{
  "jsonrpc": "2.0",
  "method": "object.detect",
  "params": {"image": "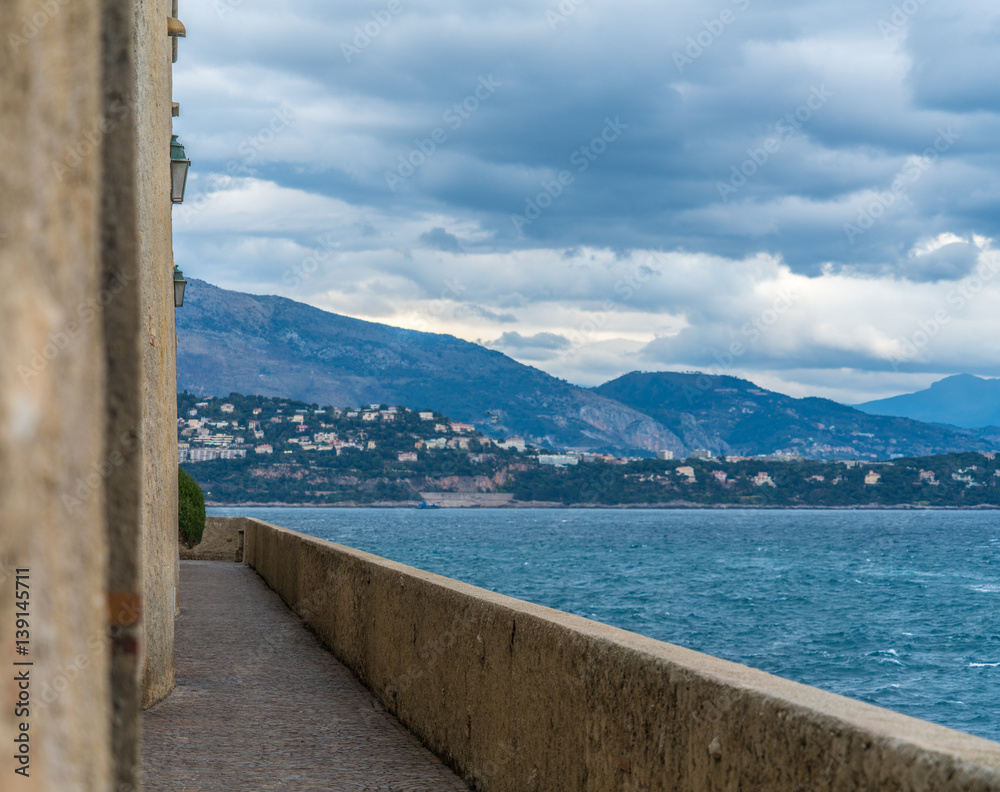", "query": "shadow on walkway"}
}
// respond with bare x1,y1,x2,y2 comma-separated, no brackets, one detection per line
142,561,469,791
